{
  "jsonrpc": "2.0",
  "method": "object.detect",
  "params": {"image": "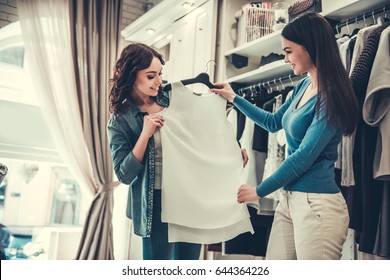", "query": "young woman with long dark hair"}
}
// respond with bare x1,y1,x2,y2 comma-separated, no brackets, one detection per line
211,12,358,259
